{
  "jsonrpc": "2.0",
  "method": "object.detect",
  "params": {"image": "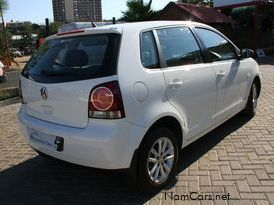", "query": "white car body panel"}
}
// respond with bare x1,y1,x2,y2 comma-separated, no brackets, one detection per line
162,64,217,139
21,75,117,128
19,105,146,169
117,28,179,127
212,59,247,122
19,21,261,169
